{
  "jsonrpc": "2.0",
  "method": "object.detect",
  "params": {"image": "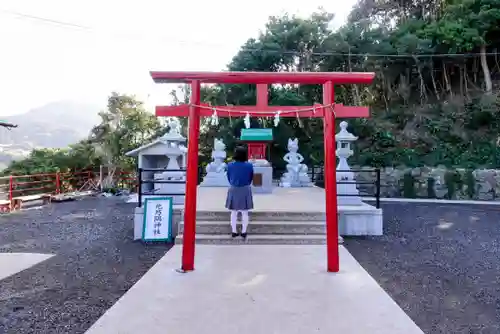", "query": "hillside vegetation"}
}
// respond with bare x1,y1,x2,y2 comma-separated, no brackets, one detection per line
6,0,500,176
196,0,500,170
